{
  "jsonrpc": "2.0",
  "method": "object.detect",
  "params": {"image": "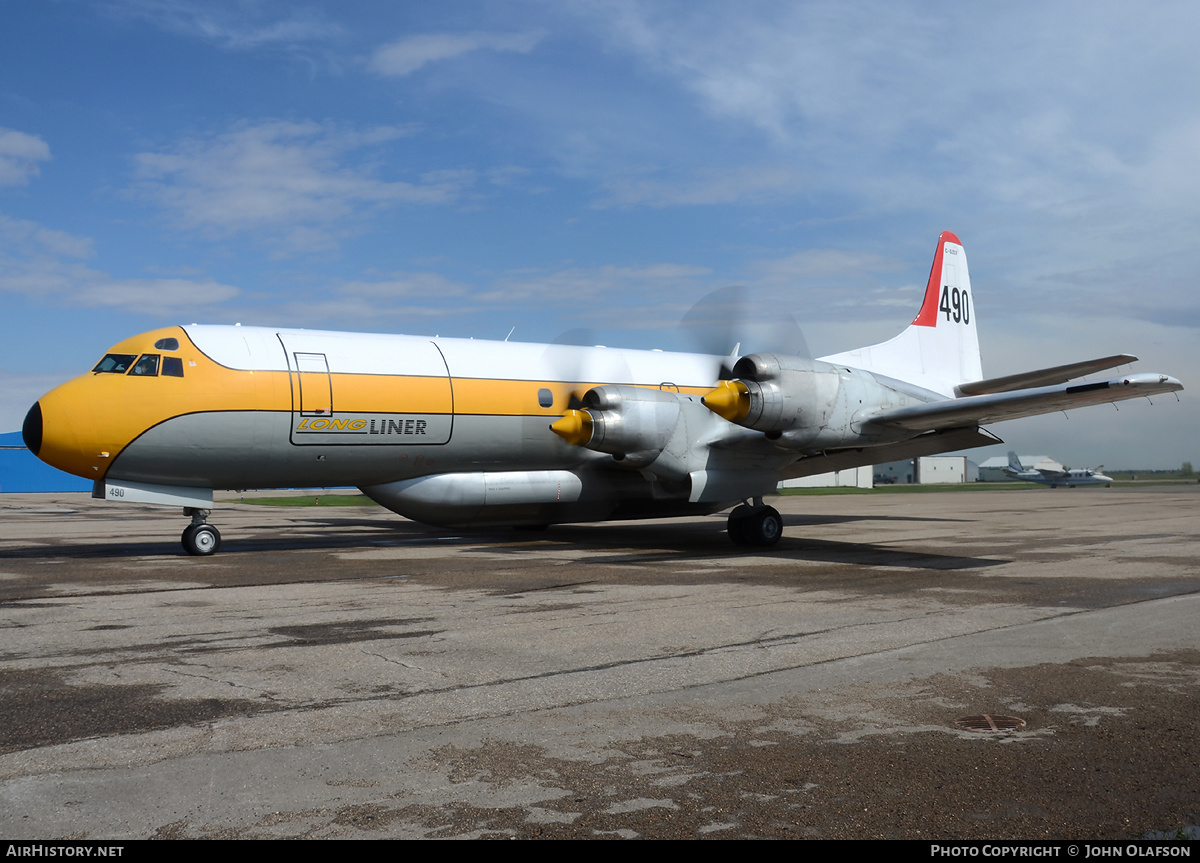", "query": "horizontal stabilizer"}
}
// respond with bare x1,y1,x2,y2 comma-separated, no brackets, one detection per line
875,373,1182,431
955,355,1137,396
